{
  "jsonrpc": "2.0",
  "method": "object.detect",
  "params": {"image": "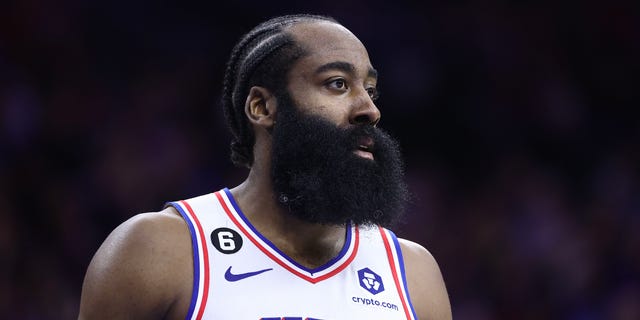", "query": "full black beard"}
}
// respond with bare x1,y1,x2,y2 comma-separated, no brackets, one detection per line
270,93,409,227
